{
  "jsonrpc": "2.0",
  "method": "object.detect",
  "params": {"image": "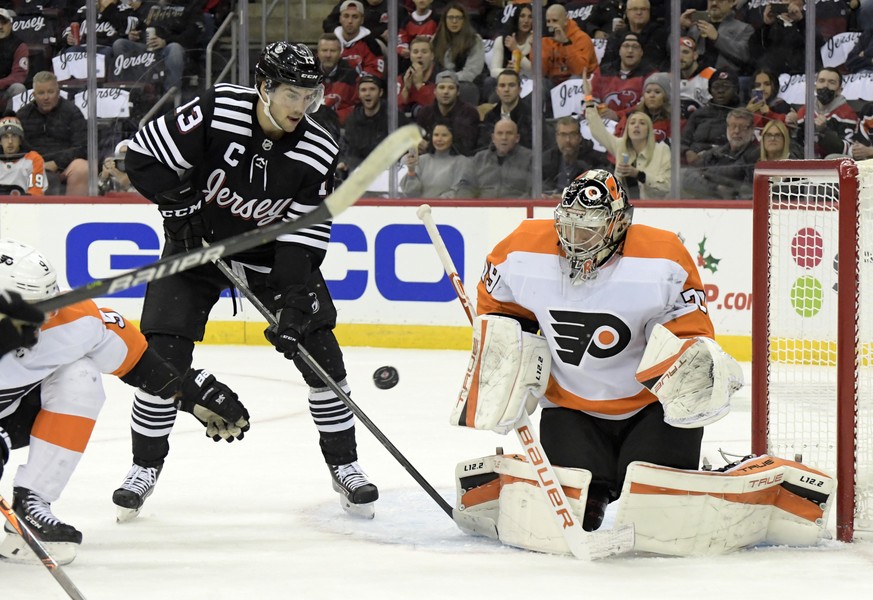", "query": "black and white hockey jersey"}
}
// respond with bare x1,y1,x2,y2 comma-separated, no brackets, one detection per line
127,83,340,267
